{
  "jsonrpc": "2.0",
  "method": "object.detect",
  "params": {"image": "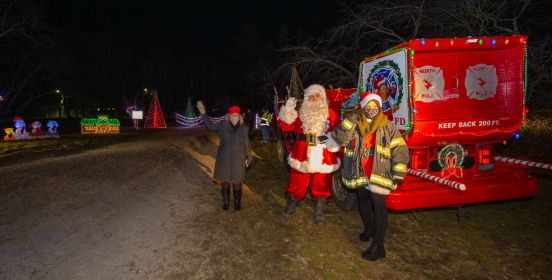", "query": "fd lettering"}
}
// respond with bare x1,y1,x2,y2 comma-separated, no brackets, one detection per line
394,118,406,125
